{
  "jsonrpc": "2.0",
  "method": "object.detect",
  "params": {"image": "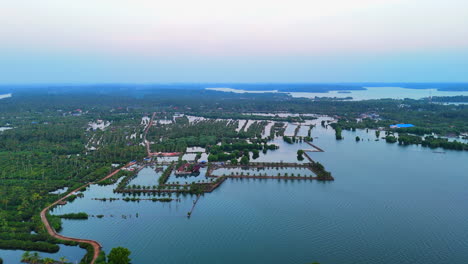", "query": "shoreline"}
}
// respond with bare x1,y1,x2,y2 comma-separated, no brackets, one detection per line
40,162,135,264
